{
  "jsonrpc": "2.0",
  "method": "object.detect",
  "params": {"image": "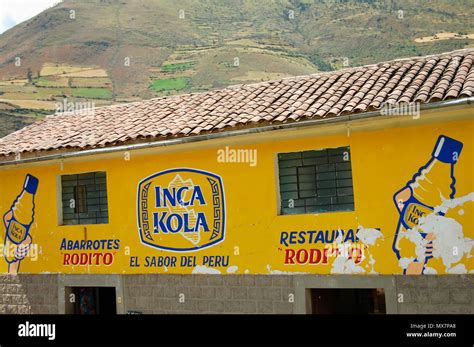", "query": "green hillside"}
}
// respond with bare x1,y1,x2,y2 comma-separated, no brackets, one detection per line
0,0,473,137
